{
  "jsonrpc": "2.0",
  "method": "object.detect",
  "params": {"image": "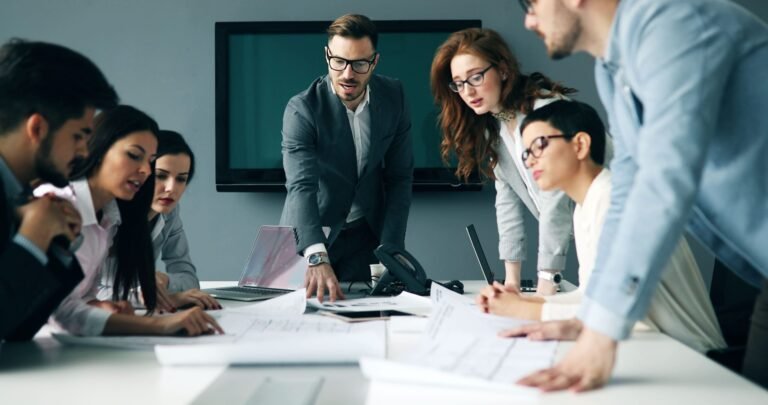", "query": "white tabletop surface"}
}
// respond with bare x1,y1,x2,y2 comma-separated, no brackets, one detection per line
0,280,765,404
